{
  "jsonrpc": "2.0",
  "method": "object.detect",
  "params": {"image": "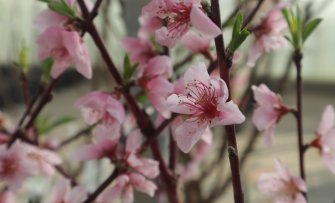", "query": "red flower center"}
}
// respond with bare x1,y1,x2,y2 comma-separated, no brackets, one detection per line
0,157,16,177
166,3,192,38
183,80,219,123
